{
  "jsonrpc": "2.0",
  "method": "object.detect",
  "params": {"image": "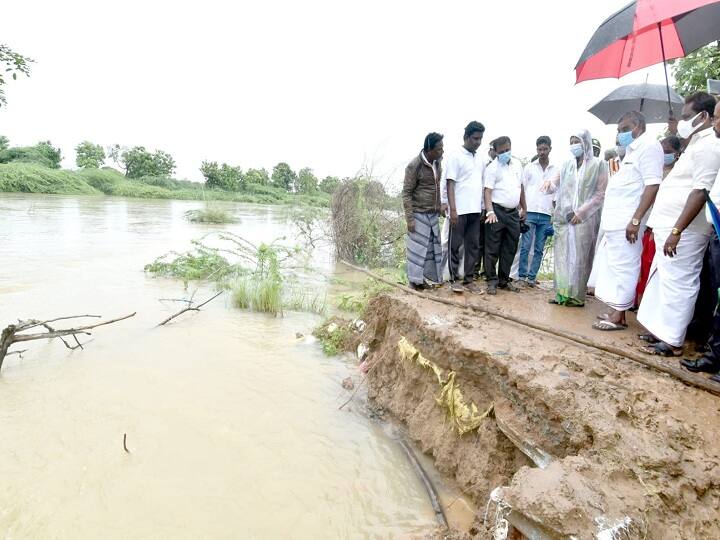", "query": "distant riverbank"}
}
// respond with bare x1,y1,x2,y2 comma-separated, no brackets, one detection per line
0,163,330,207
